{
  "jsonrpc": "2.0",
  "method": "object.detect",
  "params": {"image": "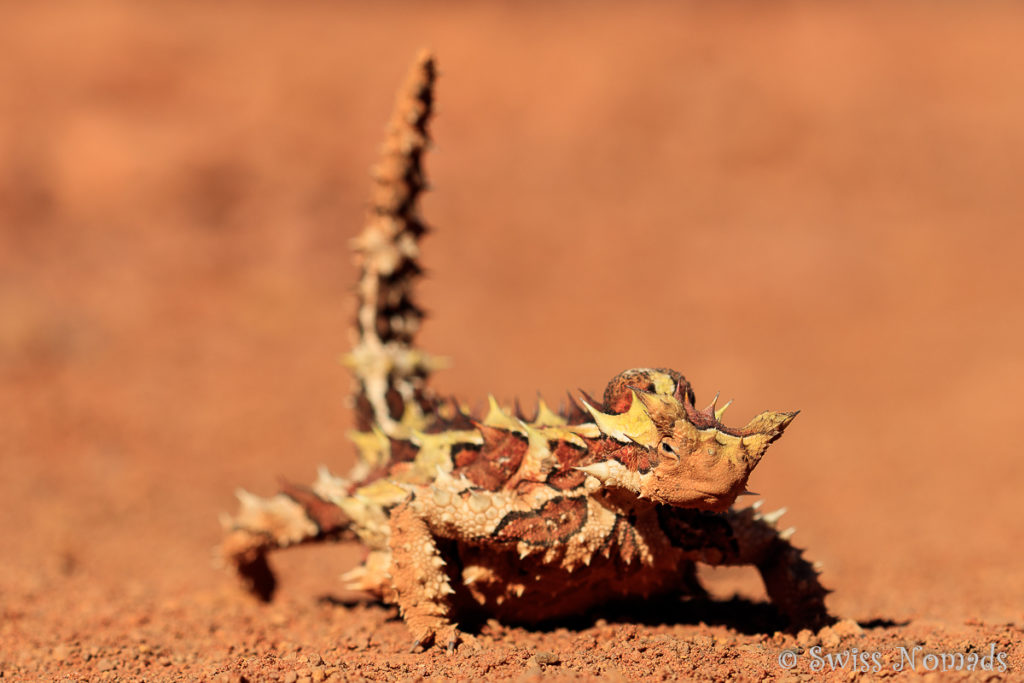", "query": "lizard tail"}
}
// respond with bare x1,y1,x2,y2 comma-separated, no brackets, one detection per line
346,51,444,436
218,53,442,602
